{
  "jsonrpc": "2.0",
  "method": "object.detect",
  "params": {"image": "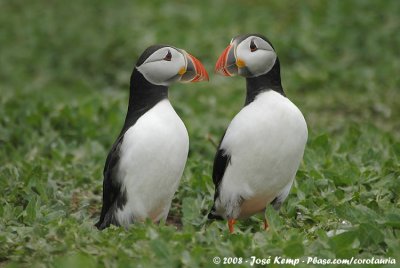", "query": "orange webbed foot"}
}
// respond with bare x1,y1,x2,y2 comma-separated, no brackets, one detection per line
263,218,269,231
228,219,236,233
